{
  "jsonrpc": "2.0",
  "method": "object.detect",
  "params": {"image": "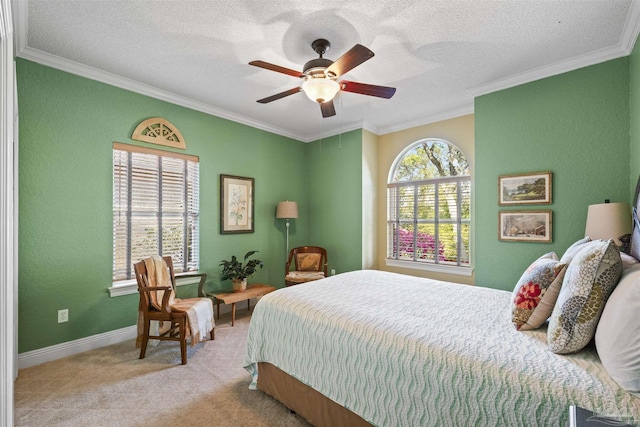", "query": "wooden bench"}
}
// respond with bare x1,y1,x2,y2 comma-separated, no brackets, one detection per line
208,284,275,326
